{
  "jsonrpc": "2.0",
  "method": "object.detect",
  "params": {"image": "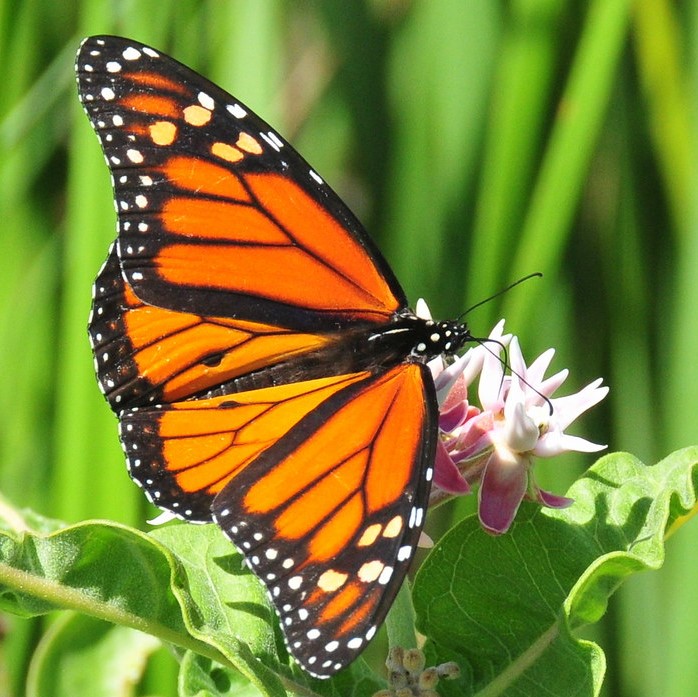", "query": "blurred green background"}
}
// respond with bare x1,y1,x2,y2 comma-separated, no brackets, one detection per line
1,0,696,694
